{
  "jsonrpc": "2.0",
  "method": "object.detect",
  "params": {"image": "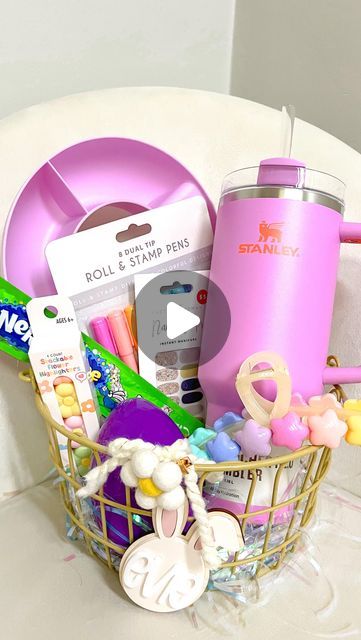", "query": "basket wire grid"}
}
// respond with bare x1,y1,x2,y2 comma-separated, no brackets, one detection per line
21,369,332,578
